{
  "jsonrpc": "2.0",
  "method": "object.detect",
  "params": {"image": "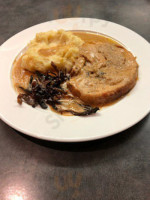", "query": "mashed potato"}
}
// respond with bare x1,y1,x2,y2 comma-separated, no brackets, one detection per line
21,30,84,72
